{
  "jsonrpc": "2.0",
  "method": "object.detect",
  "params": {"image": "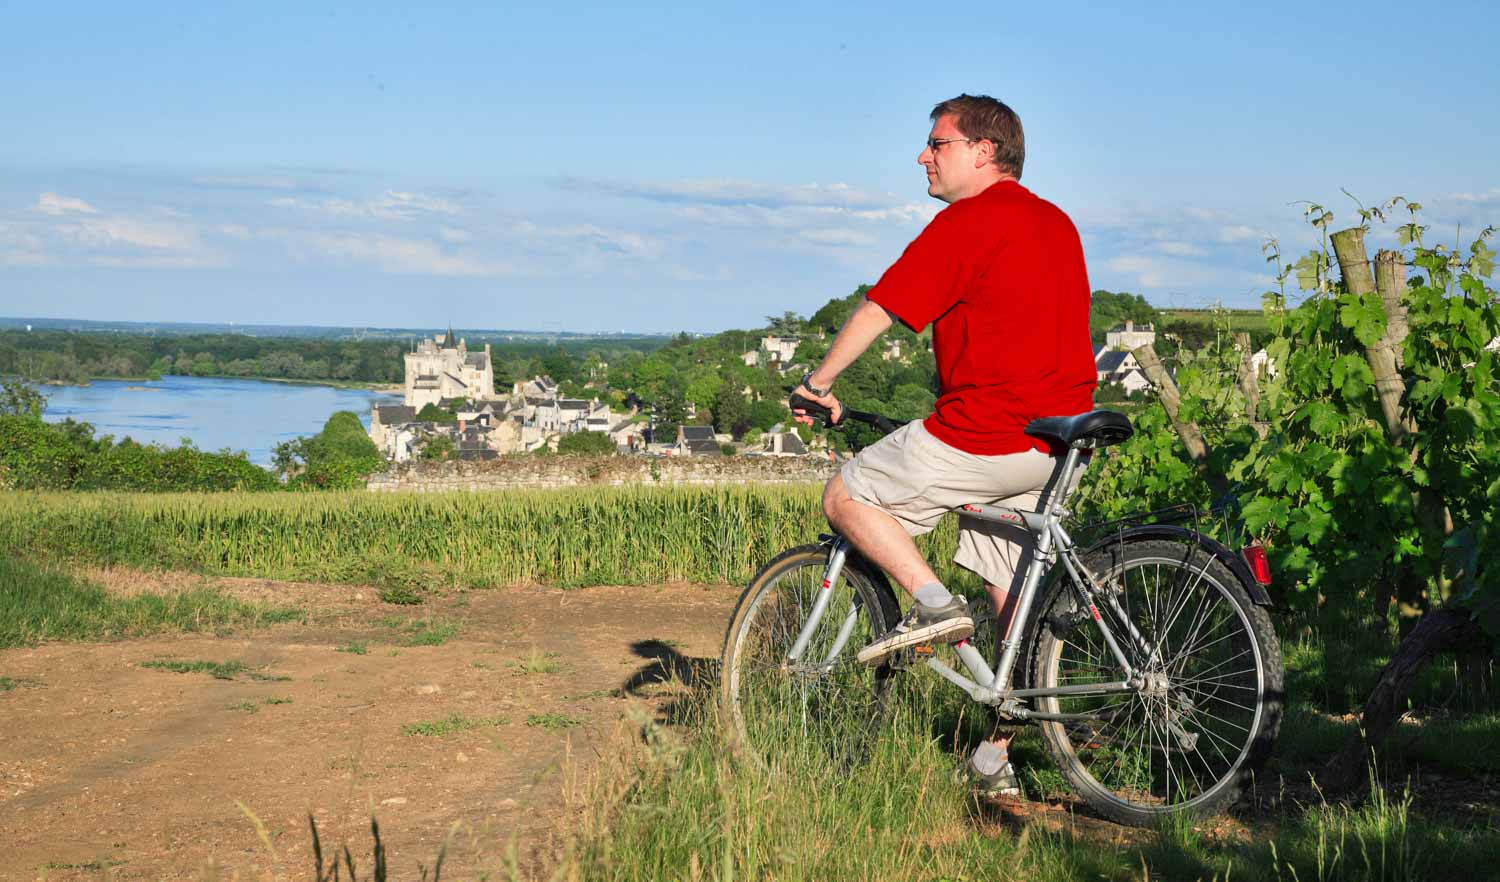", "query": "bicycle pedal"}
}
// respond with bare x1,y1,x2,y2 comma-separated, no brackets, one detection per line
912,643,935,656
